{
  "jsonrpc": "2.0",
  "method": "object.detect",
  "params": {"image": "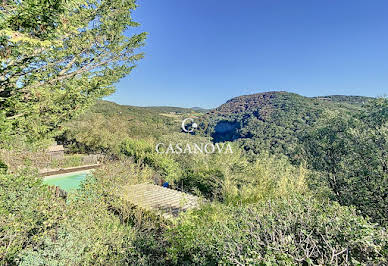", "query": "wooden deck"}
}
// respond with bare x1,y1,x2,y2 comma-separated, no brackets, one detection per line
121,183,199,217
